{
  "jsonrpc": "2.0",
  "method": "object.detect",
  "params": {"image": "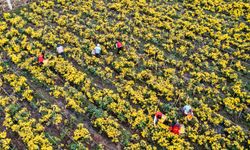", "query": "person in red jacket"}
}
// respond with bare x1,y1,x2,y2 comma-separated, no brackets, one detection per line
154,111,164,125
38,52,45,65
170,120,181,135
116,41,123,54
